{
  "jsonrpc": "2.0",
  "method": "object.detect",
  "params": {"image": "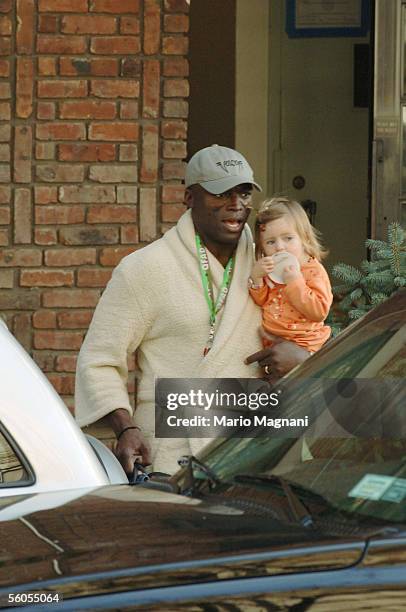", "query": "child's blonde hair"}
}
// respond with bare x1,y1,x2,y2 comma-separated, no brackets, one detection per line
254,197,328,261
